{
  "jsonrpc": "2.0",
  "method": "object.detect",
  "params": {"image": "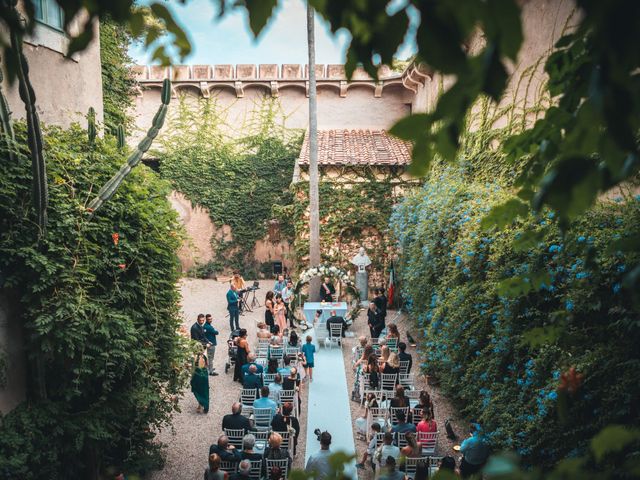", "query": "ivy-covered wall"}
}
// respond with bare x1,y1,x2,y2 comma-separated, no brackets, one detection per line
99,19,135,135
154,94,303,276
0,124,189,478
281,167,417,289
